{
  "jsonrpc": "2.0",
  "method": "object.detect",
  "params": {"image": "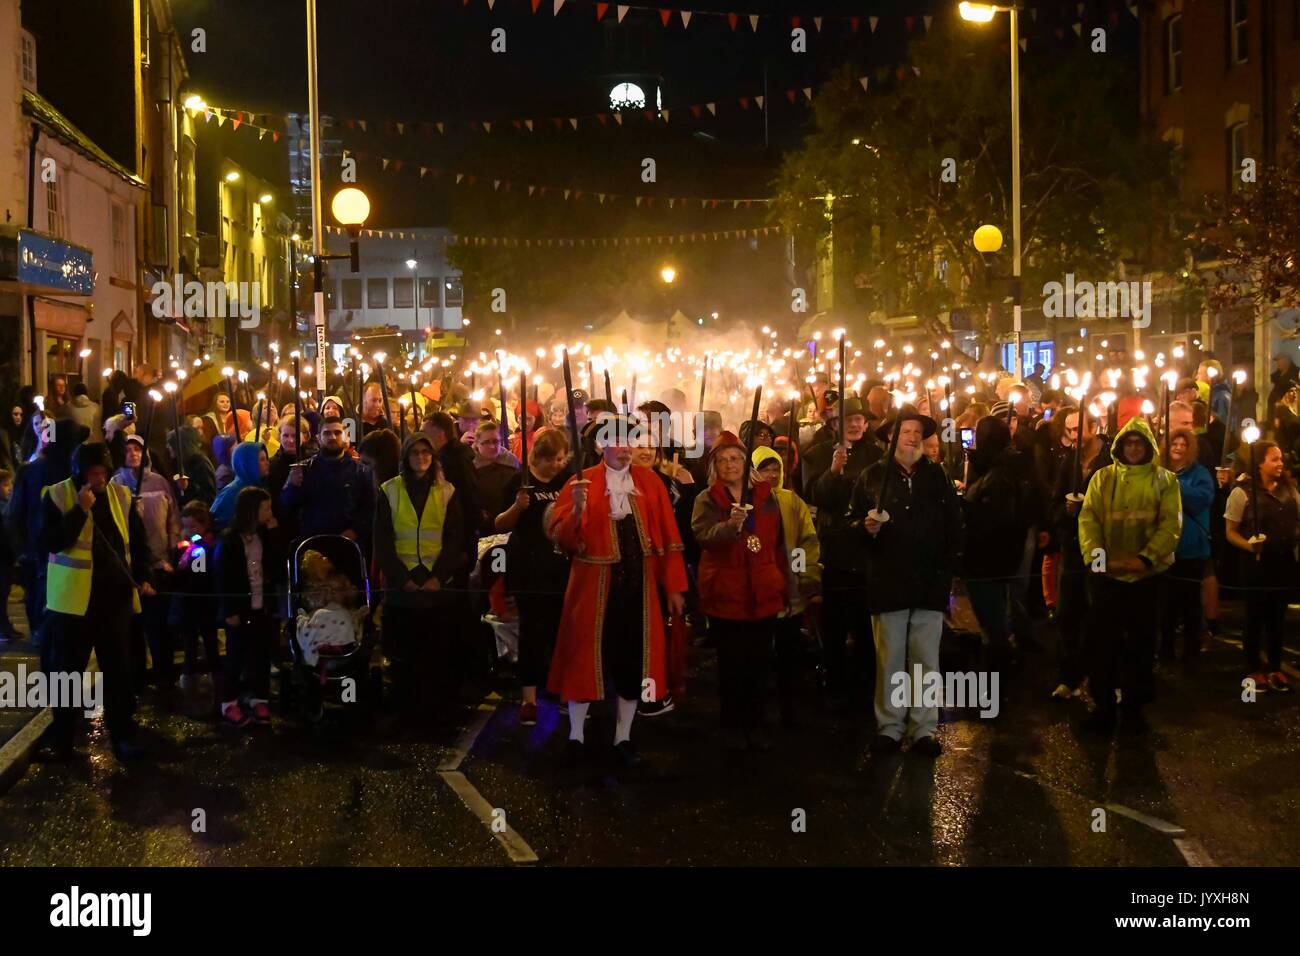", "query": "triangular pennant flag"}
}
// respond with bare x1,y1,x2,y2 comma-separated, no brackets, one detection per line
727,12,737,30
554,0,565,13
258,128,266,140
681,10,690,28
436,122,445,134
596,2,608,19
564,189,571,200
617,4,628,22
1071,22,1082,36
748,14,758,31
483,121,491,132
203,108,211,122
420,166,428,178
1126,1,1137,17
598,193,605,203
358,120,367,132
923,14,932,32
791,16,800,29
1019,38,1027,50
469,120,479,131
231,115,242,131
635,196,643,206
597,113,608,125
739,97,749,109
662,109,669,122
528,185,535,196
850,16,859,33
272,131,278,142
569,117,578,129
382,158,390,170
494,179,501,190
530,0,541,12
733,200,739,209
524,119,533,131
456,173,464,184
488,0,495,8
396,122,405,134
668,198,675,208
786,89,797,104
613,112,623,125
859,76,869,91
706,102,716,116
393,160,403,172
1030,7,1038,19
659,8,671,27
1077,2,1085,16
869,15,878,32
690,105,701,119
802,87,812,101
904,16,914,31
911,67,920,77
468,175,477,185
216,113,226,126
755,96,764,110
